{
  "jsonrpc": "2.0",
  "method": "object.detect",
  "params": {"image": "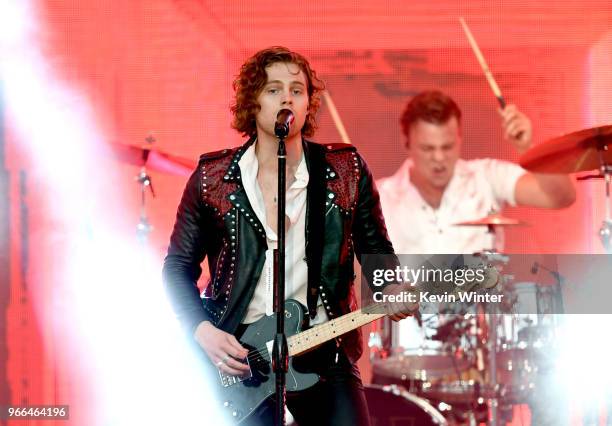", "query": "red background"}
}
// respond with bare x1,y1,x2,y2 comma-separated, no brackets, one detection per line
2,1,612,424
